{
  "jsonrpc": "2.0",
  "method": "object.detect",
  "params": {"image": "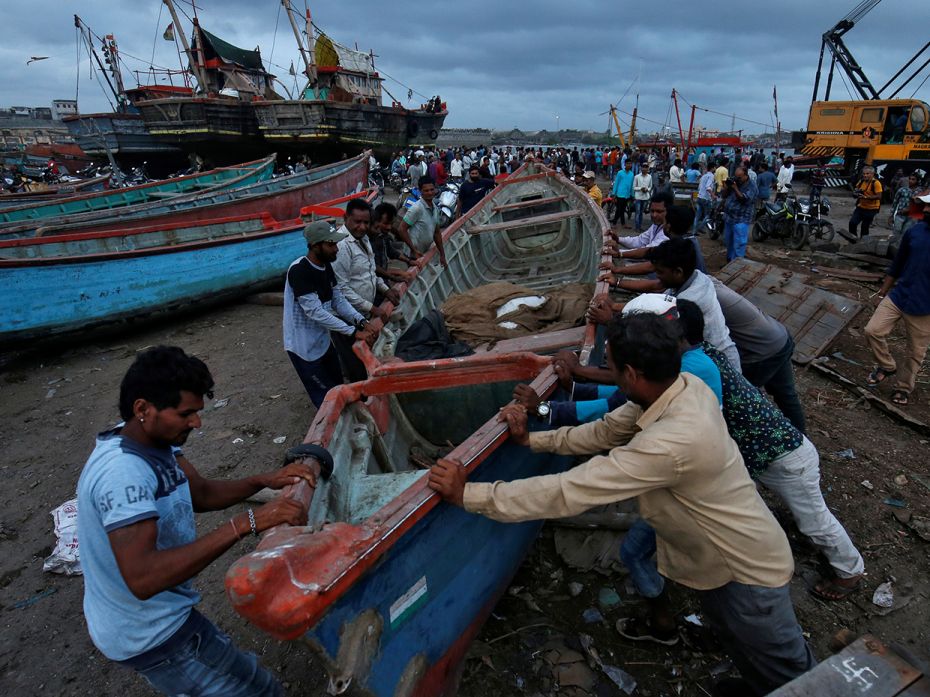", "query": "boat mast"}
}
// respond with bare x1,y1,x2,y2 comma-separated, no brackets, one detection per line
73,15,122,110
282,0,316,94
162,0,210,94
